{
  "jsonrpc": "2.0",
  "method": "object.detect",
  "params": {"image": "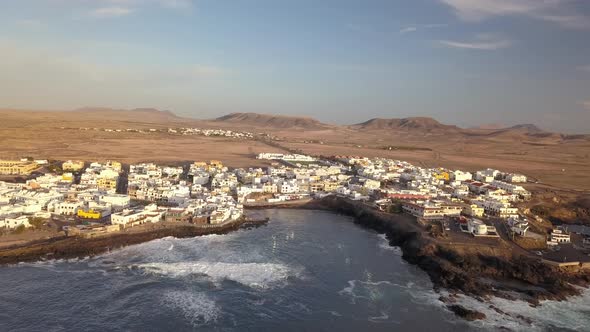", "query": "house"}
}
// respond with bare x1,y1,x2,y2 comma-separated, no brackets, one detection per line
506,174,527,183
0,160,40,175
452,170,473,182
547,227,571,246
62,160,85,172
463,204,484,217
278,180,299,194
77,207,110,220
475,168,500,183
403,202,443,219
53,201,81,215
507,217,530,237
165,208,192,223
111,204,164,228
99,194,130,210
0,215,31,229
468,218,488,235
